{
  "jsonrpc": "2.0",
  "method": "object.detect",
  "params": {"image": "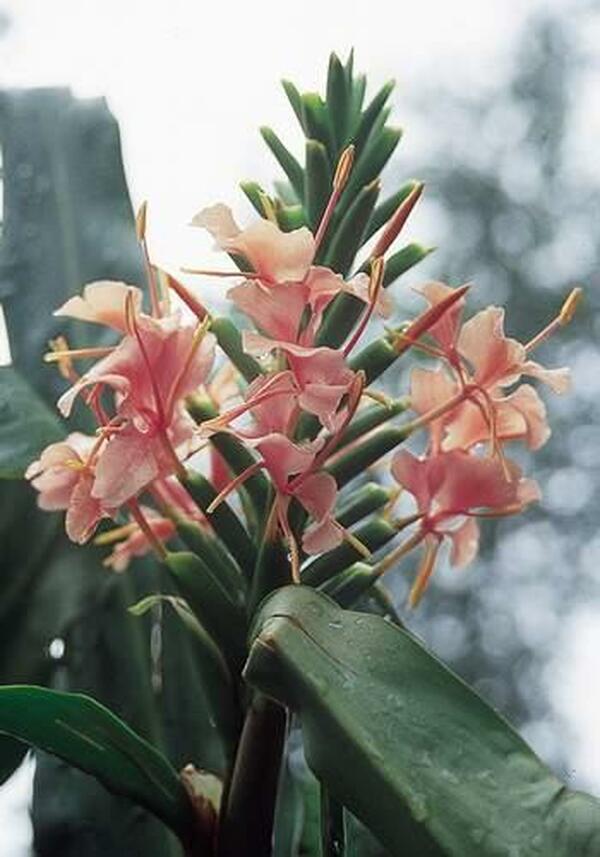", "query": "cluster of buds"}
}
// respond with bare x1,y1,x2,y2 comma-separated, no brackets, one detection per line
26,146,579,606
